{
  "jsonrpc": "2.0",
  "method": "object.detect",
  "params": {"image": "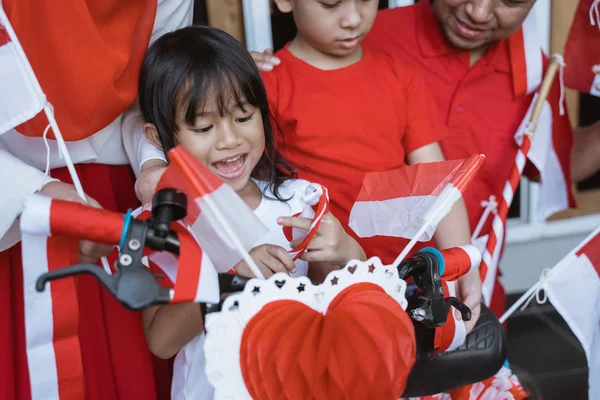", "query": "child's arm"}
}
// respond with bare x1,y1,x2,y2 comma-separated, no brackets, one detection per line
142,303,204,359
407,142,481,333
406,142,471,248
141,244,296,358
